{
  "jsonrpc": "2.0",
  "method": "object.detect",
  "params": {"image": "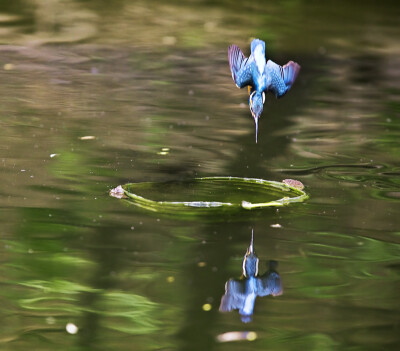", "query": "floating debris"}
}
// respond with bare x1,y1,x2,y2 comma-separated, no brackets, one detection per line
109,185,127,199
50,153,58,158
157,147,170,155
3,63,14,71
111,177,309,215
166,276,175,283
162,36,177,45
282,179,304,190
270,223,282,228
46,316,56,325
216,331,258,343
79,136,96,140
